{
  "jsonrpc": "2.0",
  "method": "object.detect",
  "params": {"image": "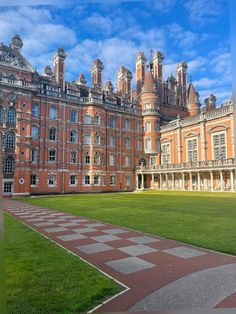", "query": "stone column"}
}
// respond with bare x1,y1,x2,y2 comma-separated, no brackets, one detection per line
182,172,185,190
136,175,139,190
230,170,234,191
141,174,144,190
172,173,175,190
166,173,168,190
210,171,214,191
197,172,201,190
152,174,155,189
220,171,224,191
160,173,162,190
189,172,193,191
